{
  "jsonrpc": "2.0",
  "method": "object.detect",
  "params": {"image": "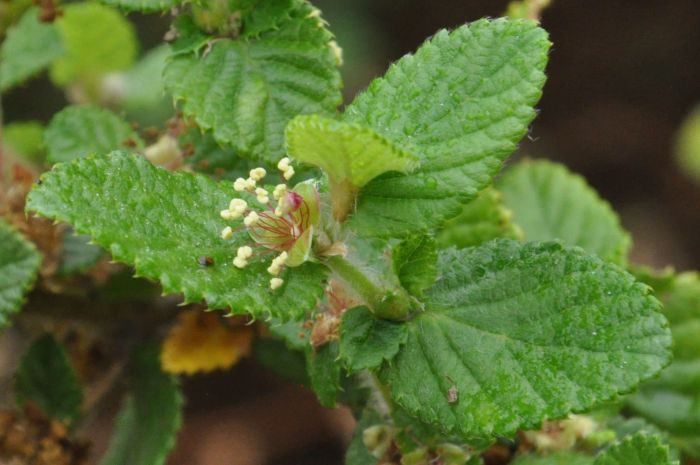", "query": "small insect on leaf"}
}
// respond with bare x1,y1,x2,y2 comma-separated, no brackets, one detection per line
197,256,214,267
